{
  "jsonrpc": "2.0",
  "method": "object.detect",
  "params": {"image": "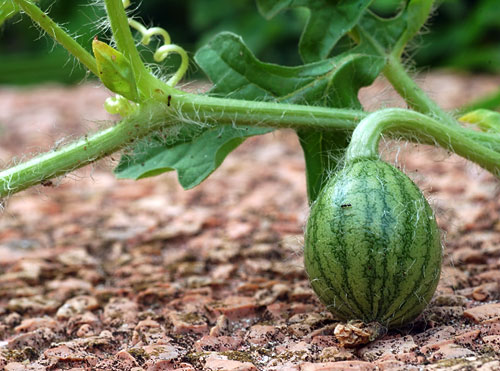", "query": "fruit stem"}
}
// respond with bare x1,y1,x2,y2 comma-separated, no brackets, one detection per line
345,108,500,177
